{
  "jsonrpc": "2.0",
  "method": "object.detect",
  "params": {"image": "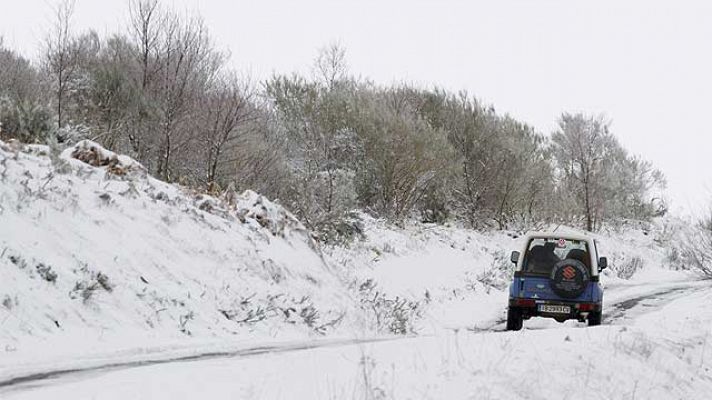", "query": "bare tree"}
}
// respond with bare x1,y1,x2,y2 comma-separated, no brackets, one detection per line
198,73,255,192
129,0,162,90
265,46,357,228
124,0,164,157
678,210,712,278
220,107,290,200
82,34,140,150
314,43,347,90
152,12,224,181
551,113,634,231
44,0,77,129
